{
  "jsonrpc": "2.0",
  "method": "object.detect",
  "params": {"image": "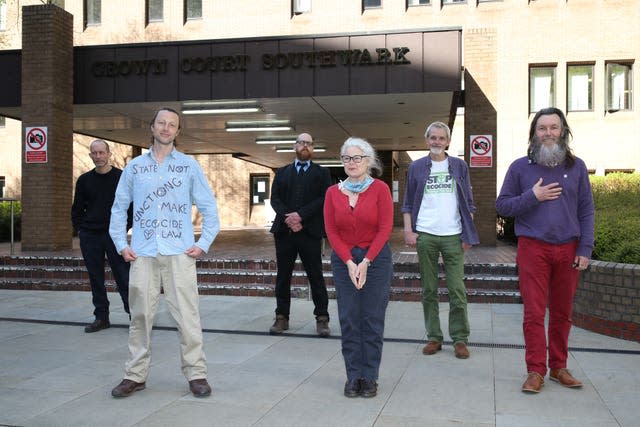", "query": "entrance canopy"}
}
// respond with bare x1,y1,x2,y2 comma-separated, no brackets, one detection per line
0,29,462,168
